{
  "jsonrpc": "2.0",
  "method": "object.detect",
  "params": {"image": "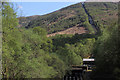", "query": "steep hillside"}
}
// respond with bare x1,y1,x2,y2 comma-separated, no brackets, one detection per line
84,2,118,28
18,2,118,35
18,3,92,34
18,15,40,27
